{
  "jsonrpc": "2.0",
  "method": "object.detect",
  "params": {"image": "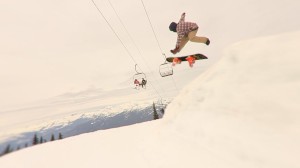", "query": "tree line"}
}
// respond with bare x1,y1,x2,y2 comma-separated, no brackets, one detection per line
0,132,63,157
1,102,166,157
